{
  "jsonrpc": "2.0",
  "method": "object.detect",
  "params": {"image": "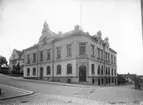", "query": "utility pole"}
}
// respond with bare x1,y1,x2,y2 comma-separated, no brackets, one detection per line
80,0,82,29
